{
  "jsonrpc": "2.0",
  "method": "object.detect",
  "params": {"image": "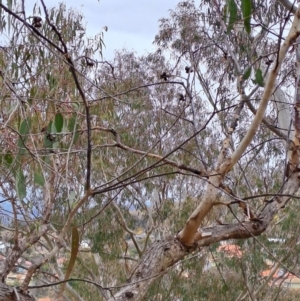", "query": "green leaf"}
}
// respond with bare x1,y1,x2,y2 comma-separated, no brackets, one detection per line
255,68,264,87
16,169,26,200
241,0,251,34
68,115,79,144
18,119,31,154
19,118,31,135
34,172,45,186
51,120,57,134
44,137,53,149
4,152,13,165
55,113,64,133
243,67,252,80
28,86,37,105
46,73,57,90
68,115,76,131
223,5,227,24
72,102,79,110
11,62,18,79
39,48,44,60
17,137,27,154
73,126,79,144
227,0,237,32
